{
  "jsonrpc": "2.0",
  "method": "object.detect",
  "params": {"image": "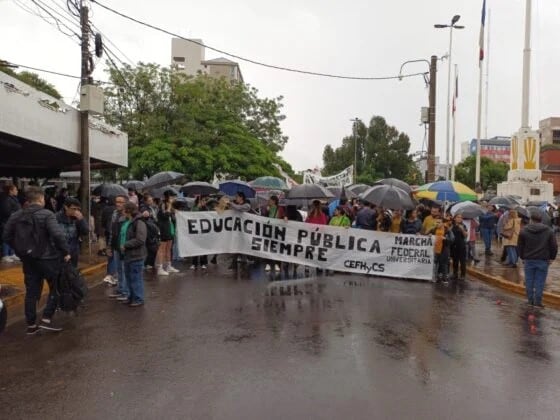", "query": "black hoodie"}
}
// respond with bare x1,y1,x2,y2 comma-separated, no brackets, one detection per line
518,223,558,261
